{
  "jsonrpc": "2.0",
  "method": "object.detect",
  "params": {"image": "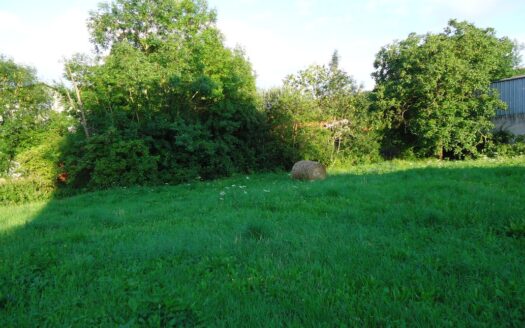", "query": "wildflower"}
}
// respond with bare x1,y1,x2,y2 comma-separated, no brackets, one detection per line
263,189,270,193
220,191,226,196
